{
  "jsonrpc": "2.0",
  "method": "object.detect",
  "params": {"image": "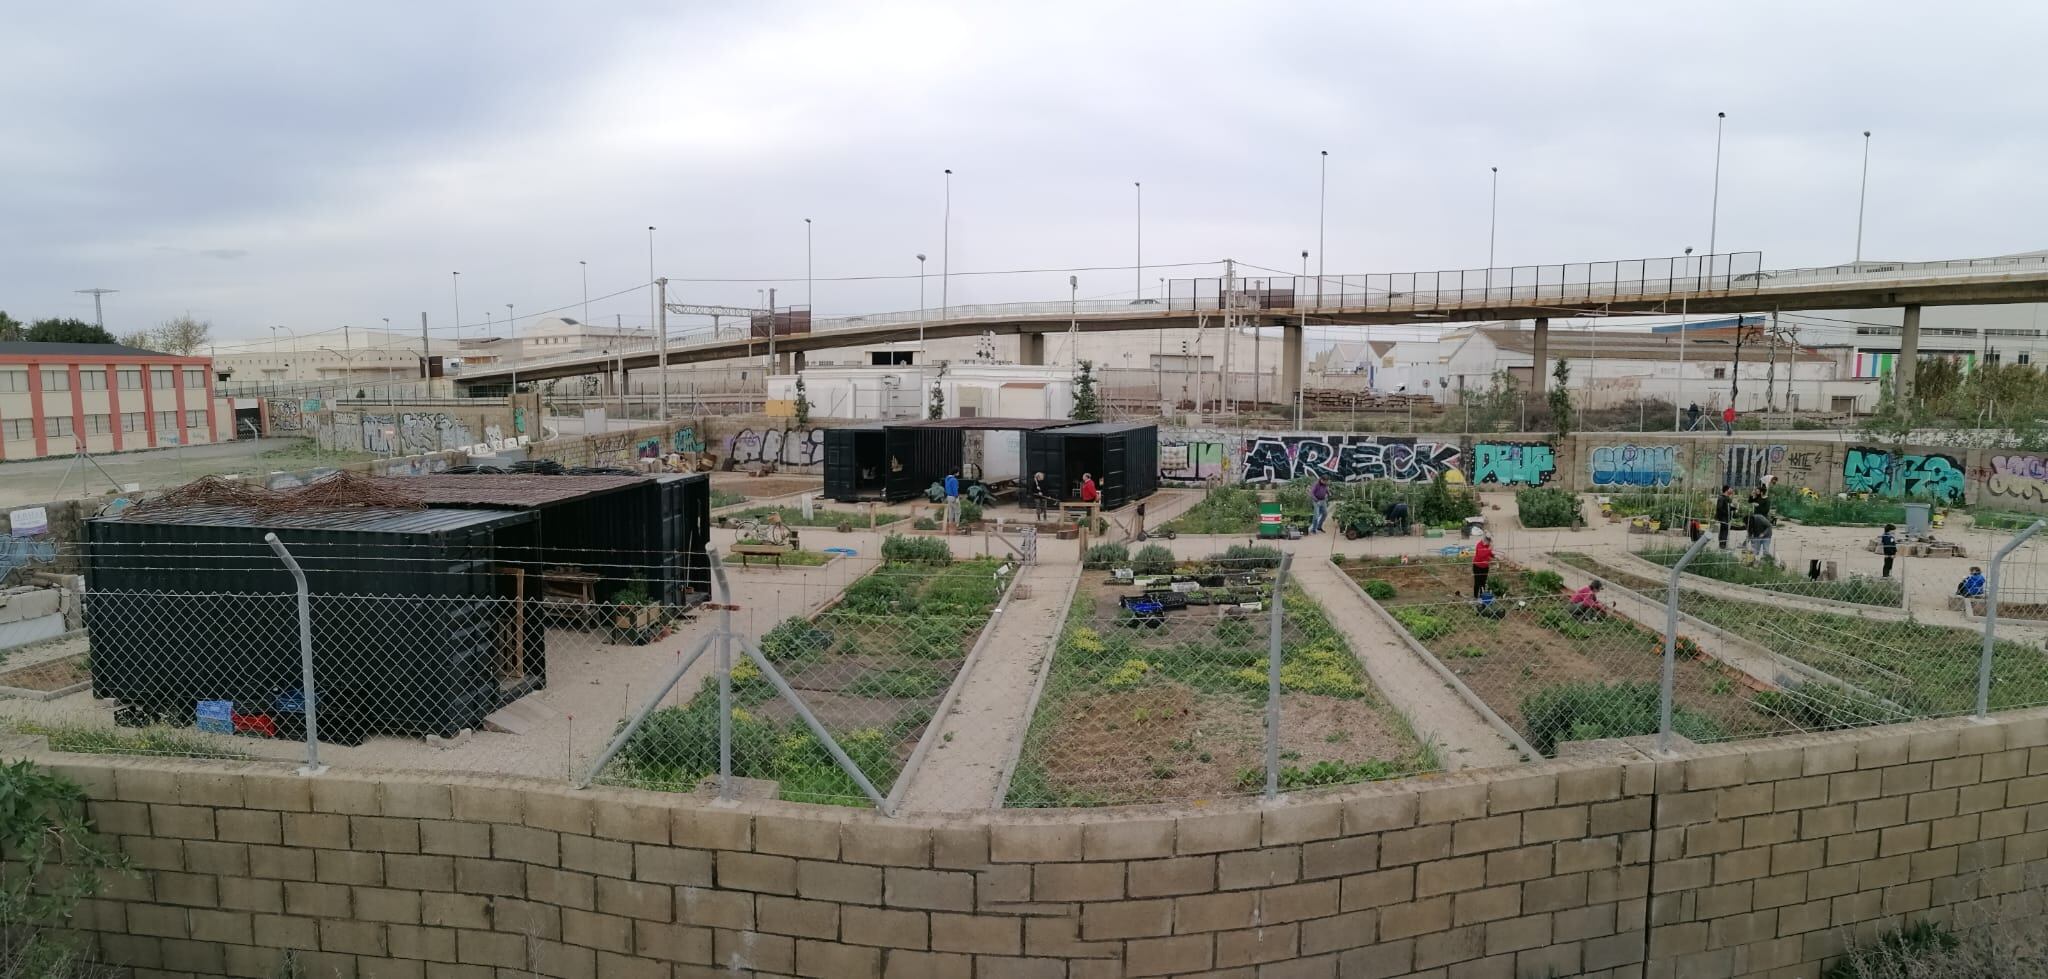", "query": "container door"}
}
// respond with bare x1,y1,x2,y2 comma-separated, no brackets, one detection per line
1024,432,1066,503
824,431,857,501
1102,434,1128,509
